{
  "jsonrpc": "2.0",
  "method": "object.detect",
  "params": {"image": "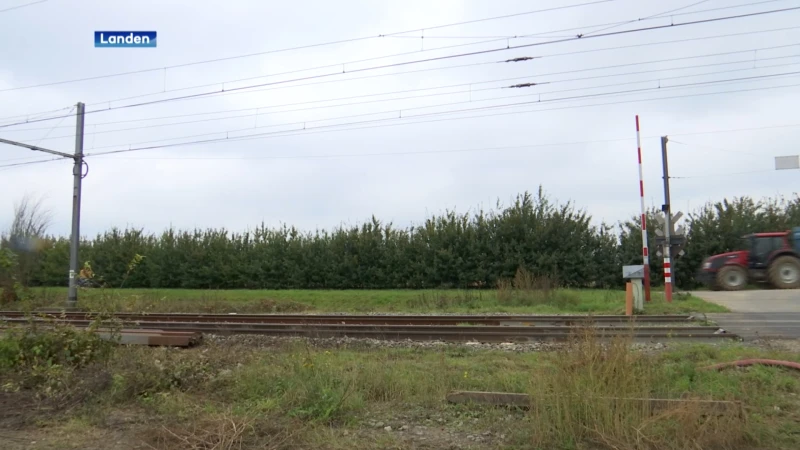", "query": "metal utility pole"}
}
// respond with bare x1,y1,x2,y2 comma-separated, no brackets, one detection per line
0,102,85,308
67,103,85,307
660,136,673,303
